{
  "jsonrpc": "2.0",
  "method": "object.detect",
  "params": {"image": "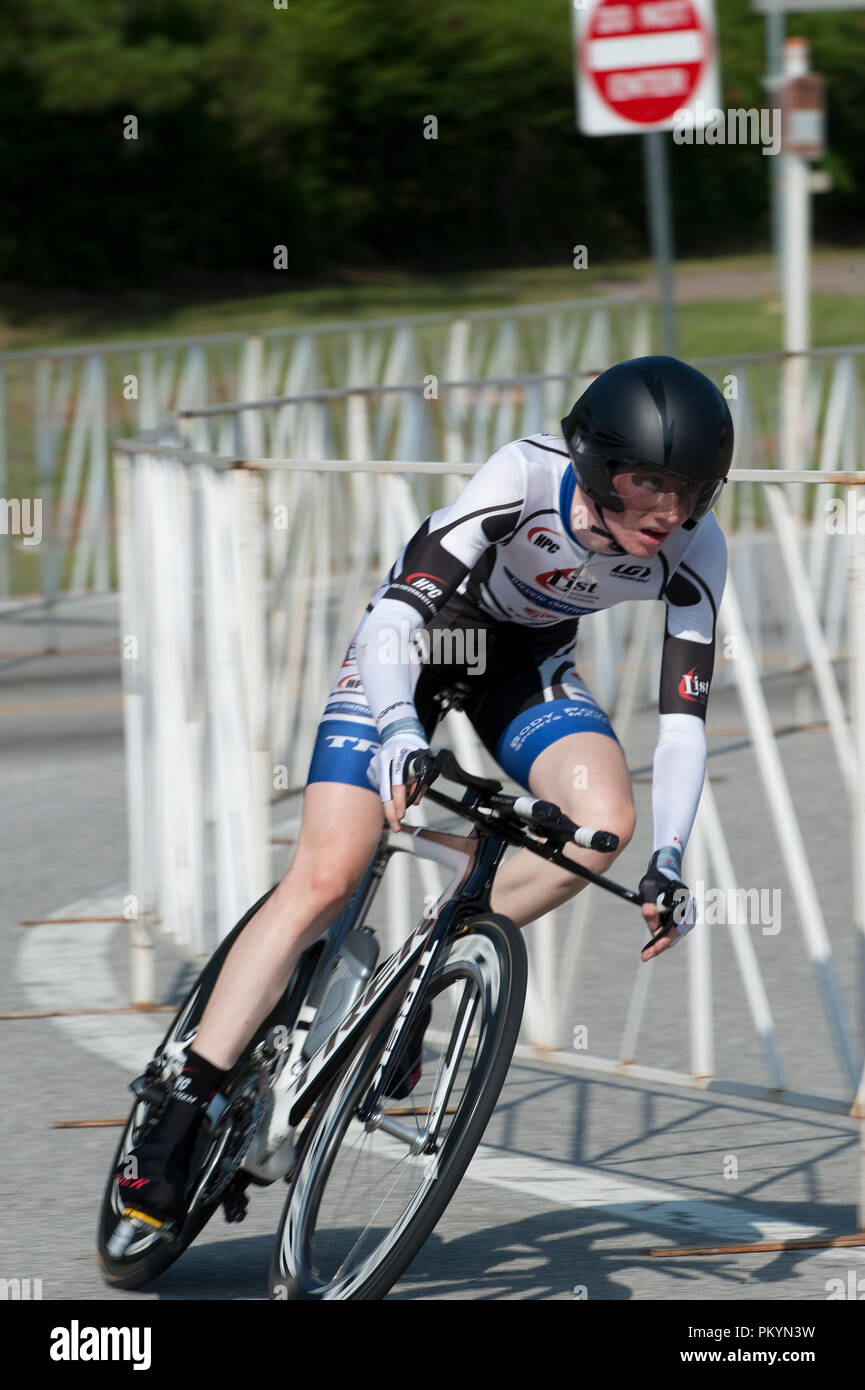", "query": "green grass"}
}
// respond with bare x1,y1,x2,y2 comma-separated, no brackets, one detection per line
3,248,864,597
2,247,864,354
678,295,865,359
